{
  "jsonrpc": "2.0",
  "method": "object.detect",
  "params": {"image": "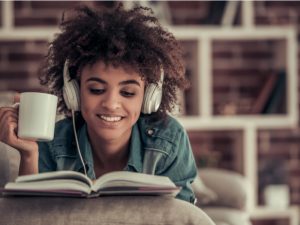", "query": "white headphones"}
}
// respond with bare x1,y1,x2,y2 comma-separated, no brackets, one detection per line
63,60,81,112
63,60,164,114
